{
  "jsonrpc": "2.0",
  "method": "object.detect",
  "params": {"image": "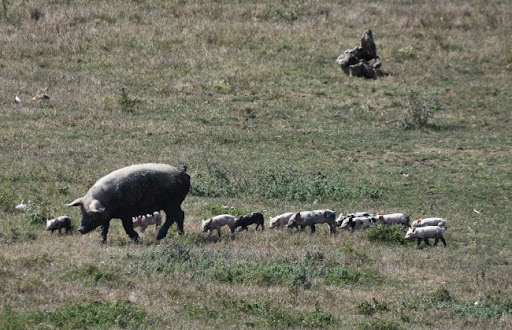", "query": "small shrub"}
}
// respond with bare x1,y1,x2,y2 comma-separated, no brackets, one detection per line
24,202,47,225
431,287,453,302
365,224,406,245
399,91,441,129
